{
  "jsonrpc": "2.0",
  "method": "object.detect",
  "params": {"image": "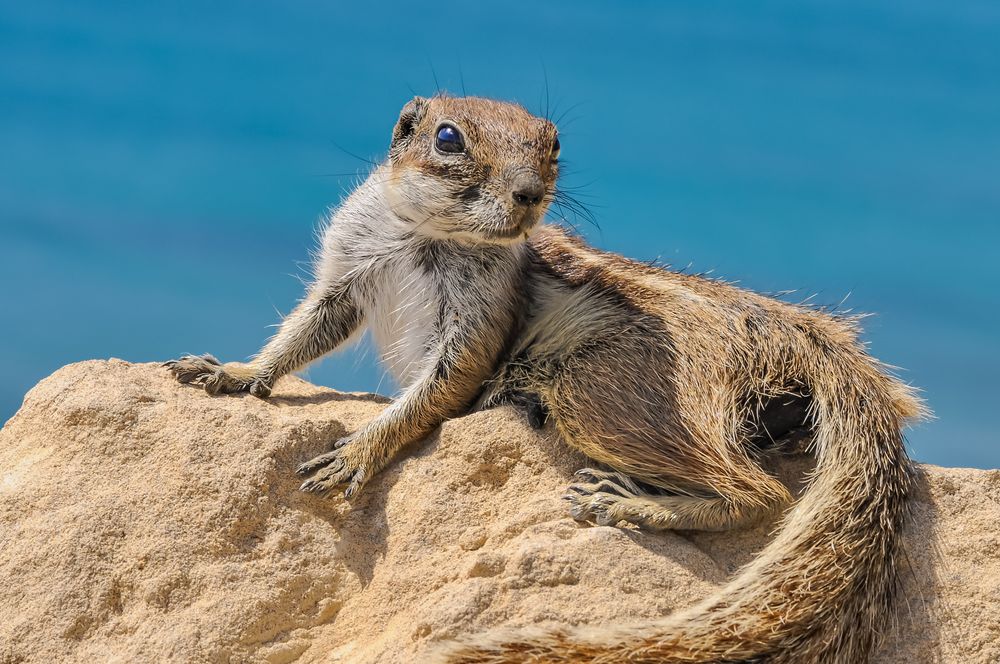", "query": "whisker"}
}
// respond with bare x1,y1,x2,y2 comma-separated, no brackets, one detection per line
554,190,601,231
543,62,551,122
549,201,583,236
328,139,381,168
554,101,587,127
428,57,442,96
